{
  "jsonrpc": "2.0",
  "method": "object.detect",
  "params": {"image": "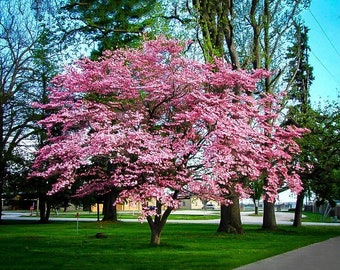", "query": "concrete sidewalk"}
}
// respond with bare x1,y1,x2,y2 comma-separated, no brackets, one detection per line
235,236,340,270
